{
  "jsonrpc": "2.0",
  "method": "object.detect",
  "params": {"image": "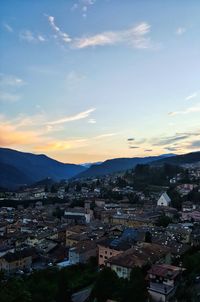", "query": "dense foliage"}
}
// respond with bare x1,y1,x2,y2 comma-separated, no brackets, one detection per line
90,267,147,302
0,261,97,302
